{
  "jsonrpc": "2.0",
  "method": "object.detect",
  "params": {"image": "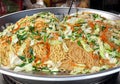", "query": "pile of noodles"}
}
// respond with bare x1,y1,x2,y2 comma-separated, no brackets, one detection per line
0,12,120,75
